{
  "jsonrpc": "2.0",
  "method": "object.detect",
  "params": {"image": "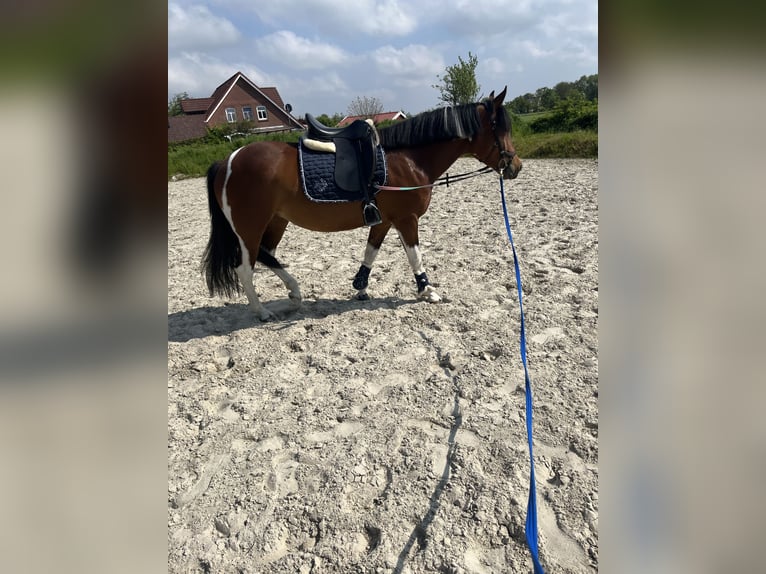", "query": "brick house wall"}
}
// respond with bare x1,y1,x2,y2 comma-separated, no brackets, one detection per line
169,72,302,142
